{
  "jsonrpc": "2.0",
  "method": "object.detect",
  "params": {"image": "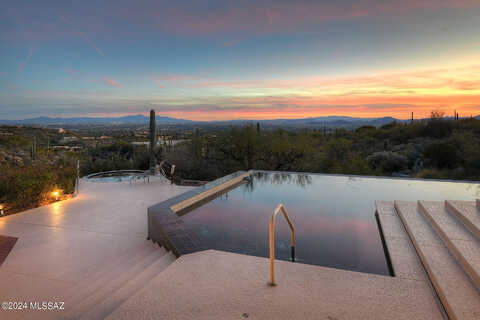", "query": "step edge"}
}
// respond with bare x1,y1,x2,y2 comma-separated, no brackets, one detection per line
63,243,158,308
418,201,480,292
66,247,167,319
82,252,176,320
394,201,457,320
445,200,480,240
